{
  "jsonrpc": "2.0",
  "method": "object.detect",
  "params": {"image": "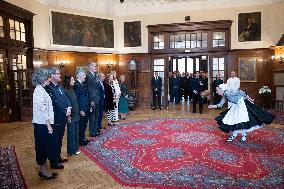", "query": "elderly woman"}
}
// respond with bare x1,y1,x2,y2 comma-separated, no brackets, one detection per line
63,75,80,156
32,68,57,180
118,75,129,120
208,84,275,142
104,74,116,126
